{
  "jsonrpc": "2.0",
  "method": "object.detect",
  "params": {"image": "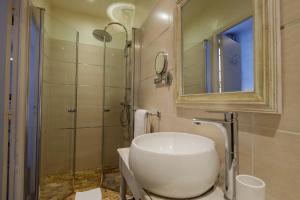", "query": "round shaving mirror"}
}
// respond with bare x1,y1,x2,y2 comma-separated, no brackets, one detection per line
155,51,168,75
